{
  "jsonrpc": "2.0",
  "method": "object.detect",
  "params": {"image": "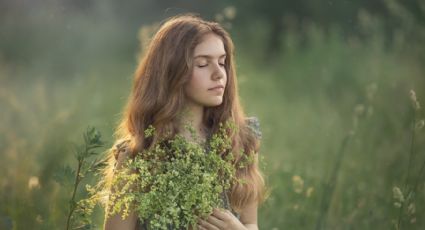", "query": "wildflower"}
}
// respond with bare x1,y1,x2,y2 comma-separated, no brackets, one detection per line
36,215,43,223
292,175,304,194
392,186,405,207
28,176,40,190
409,90,421,110
223,6,236,20
305,187,314,198
407,203,416,215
